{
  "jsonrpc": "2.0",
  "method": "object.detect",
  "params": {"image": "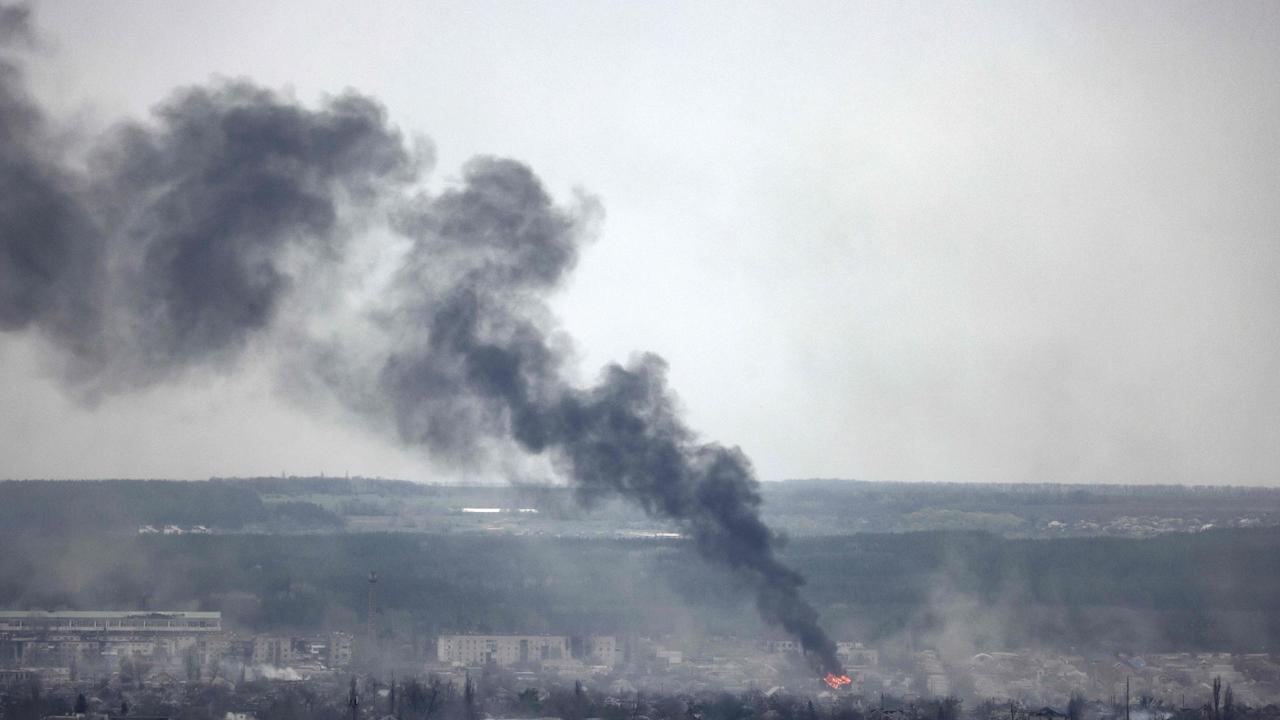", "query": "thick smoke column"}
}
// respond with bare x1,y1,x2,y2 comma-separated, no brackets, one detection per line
376,162,842,671
0,5,843,673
